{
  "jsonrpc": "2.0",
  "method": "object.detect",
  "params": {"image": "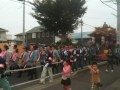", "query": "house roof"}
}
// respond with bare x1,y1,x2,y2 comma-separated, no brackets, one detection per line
0,28,8,32
26,26,45,33
15,26,45,36
15,33,24,36
68,32,91,39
